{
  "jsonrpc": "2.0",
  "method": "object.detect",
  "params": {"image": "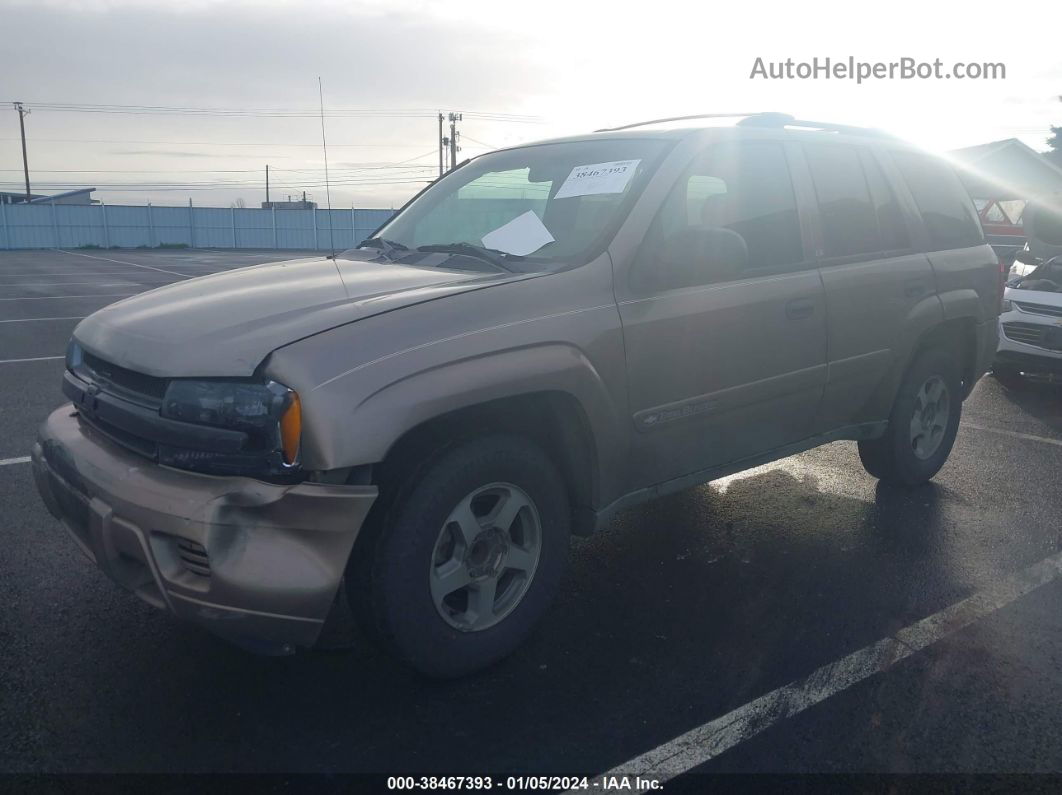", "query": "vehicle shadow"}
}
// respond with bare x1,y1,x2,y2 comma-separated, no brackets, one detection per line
992,375,1062,430
42,455,995,775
